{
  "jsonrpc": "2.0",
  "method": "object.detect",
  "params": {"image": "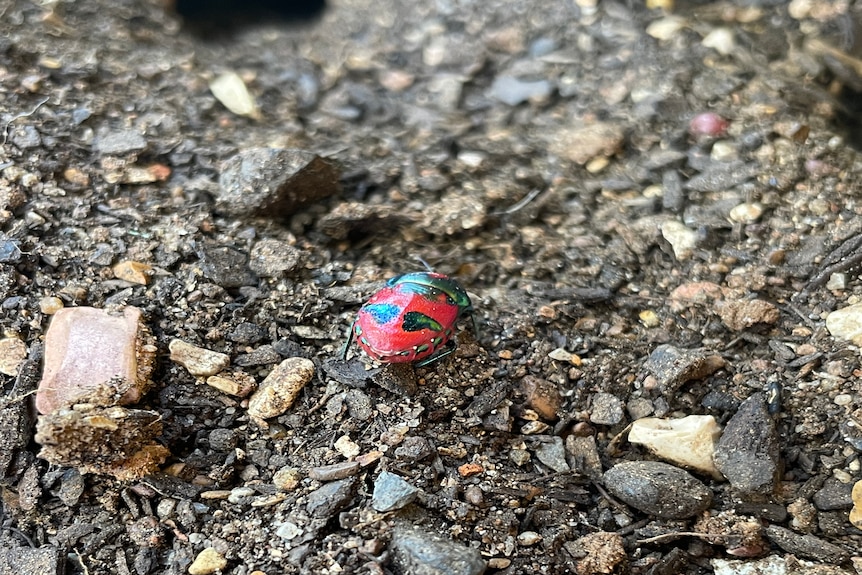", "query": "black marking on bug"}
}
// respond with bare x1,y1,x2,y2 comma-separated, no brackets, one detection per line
401,311,443,332
415,343,430,353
